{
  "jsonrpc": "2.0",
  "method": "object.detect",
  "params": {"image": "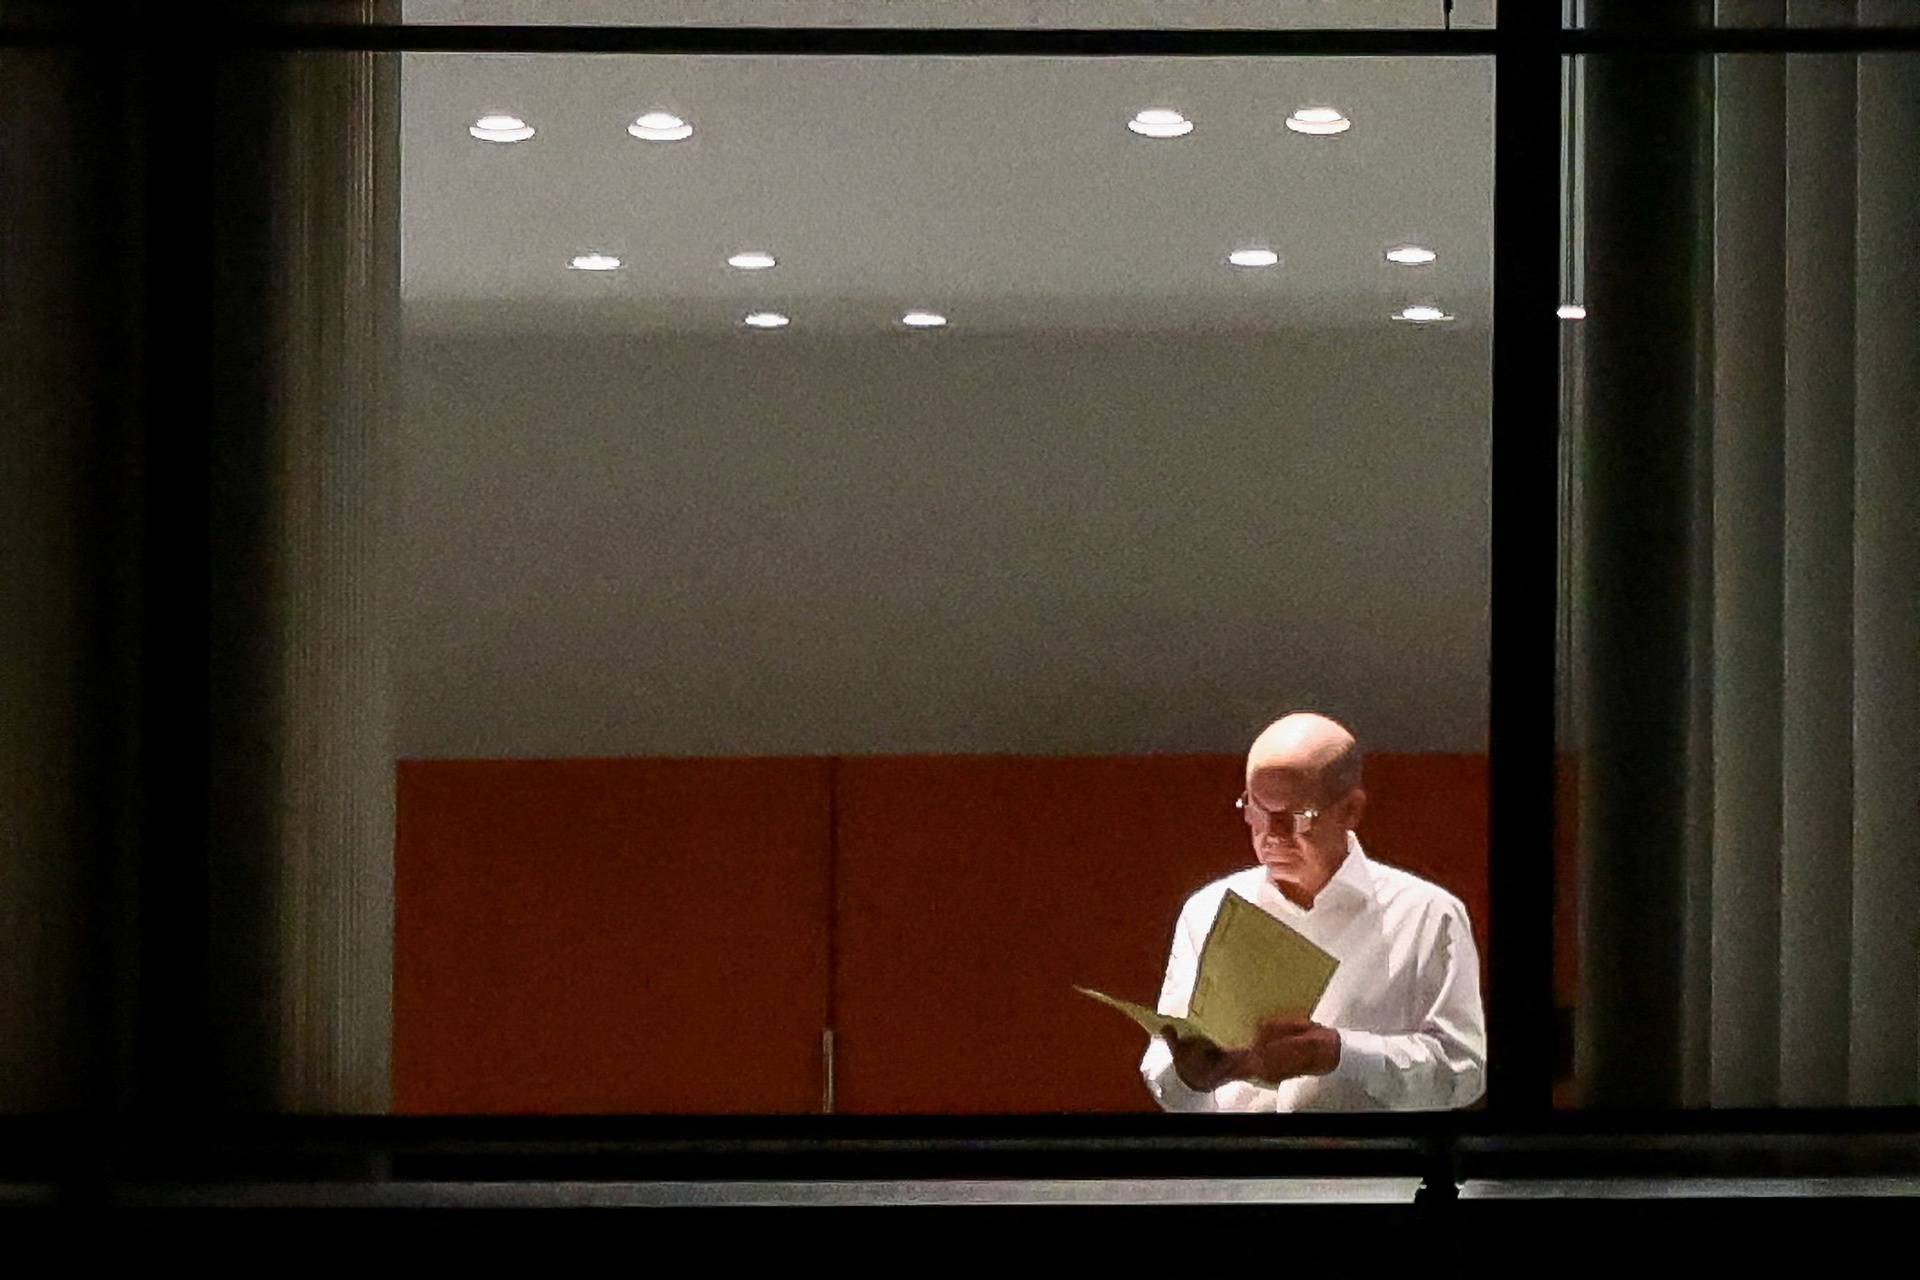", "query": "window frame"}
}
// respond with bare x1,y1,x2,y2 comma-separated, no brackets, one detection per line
8,3,1920,1201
